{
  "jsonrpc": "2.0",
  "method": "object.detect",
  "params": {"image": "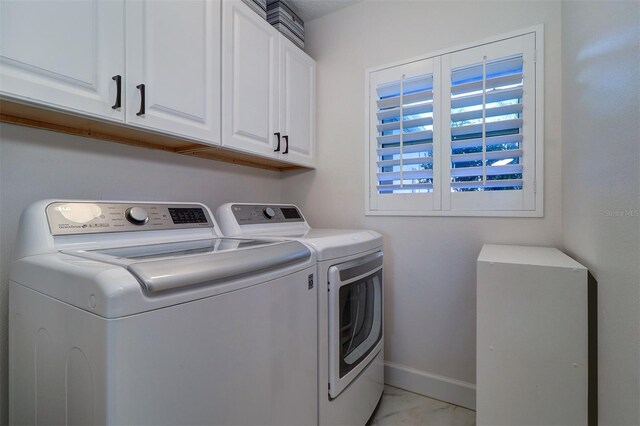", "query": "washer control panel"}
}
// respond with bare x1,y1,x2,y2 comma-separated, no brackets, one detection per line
46,202,212,235
231,204,305,225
